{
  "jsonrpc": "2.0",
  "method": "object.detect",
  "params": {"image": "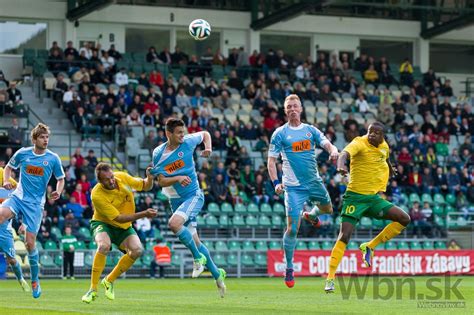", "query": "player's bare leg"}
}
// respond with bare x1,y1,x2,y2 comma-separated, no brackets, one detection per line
169,214,206,278
102,235,144,301
82,232,111,303
360,206,410,267
303,202,333,228
193,232,226,297
326,222,354,293
283,215,301,288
